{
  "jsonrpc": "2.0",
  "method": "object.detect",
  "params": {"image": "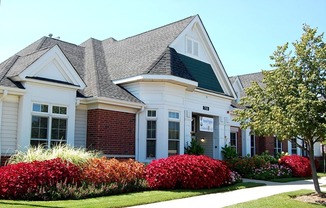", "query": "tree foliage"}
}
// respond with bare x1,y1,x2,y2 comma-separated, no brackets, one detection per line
235,24,326,193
